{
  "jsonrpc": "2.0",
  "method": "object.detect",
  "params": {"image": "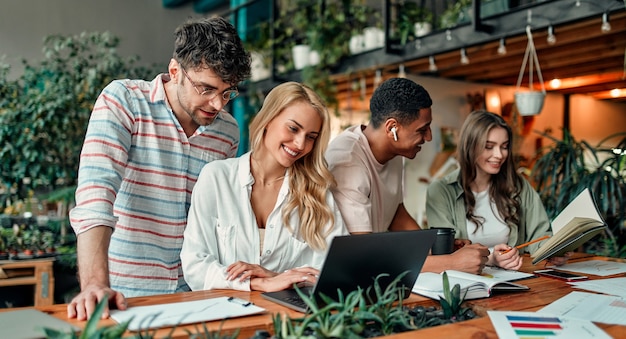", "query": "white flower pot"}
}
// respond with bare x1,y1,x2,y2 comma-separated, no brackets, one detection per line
292,44,310,70
250,52,270,82
349,34,365,55
308,50,320,66
514,91,546,116
414,22,432,37
363,27,384,51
